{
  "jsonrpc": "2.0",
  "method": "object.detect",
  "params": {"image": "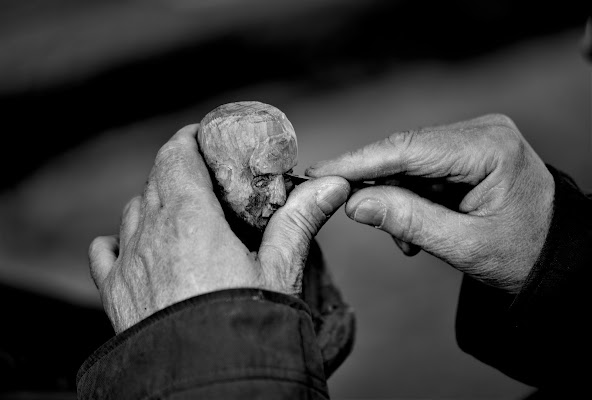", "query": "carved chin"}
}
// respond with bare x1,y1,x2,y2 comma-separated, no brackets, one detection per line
235,209,269,230
251,214,271,230
243,193,274,230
